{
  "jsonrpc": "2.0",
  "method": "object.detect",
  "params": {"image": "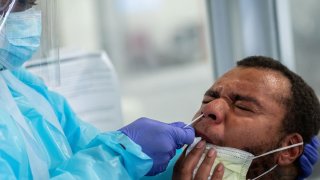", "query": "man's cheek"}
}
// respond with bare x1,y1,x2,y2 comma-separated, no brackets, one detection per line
223,128,258,149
